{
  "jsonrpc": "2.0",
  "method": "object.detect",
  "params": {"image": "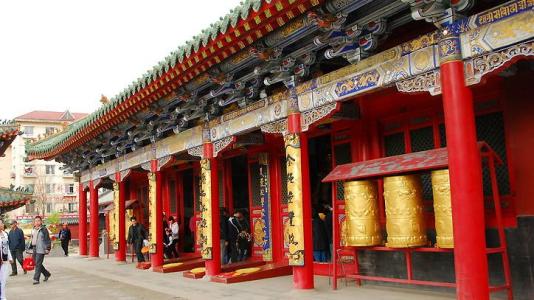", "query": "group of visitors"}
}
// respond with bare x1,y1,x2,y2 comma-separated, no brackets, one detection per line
220,208,251,265
126,209,252,265
127,213,181,263
312,204,333,262
0,216,55,298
